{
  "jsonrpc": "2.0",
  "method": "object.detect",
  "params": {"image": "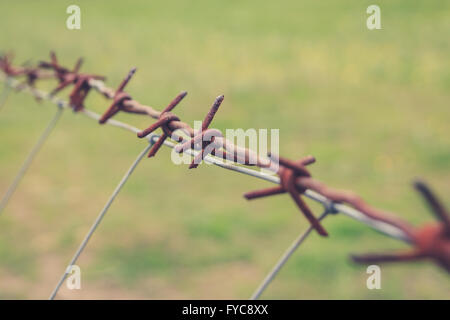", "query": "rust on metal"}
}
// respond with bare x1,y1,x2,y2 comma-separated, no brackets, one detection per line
98,68,136,123
0,53,54,92
137,91,187,157
0,53,25,77
245,154,328,237
39,52,104,110
351,181,450,272
174,95,225,169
